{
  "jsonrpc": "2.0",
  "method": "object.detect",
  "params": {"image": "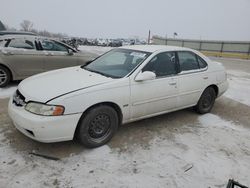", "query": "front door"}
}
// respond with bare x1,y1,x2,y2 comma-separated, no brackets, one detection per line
130,51,179,120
